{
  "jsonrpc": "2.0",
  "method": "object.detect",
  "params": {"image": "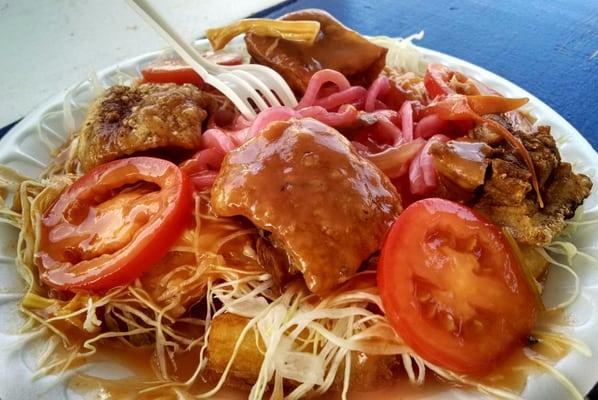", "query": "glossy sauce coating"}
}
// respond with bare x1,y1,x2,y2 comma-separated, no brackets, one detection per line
36,157,192,292
42,187,158,264
211,118,401,294
245,9,387,94
430,140,492,192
